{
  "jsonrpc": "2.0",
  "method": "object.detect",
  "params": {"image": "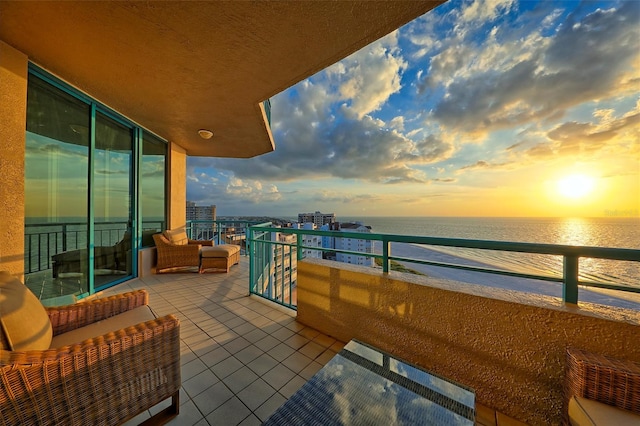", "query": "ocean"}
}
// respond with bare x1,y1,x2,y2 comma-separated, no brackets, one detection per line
339,217,640,288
